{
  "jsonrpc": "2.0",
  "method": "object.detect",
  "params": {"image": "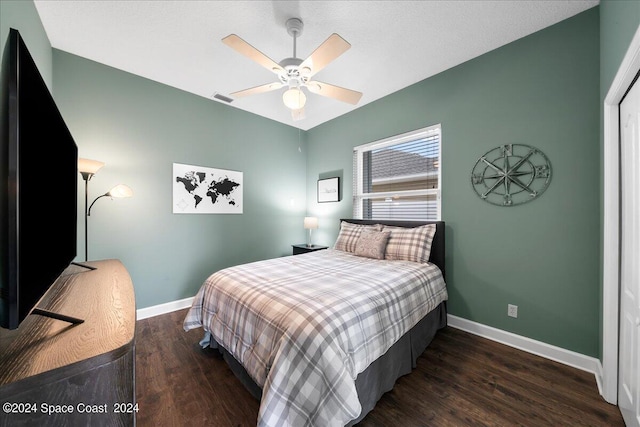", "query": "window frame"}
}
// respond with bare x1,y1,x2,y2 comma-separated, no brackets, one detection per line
353,124,442,221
